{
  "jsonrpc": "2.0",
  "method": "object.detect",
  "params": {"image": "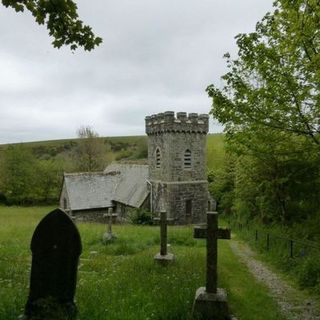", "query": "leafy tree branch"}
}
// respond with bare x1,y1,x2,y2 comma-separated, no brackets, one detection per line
207,0,320,147
1,0,102,50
